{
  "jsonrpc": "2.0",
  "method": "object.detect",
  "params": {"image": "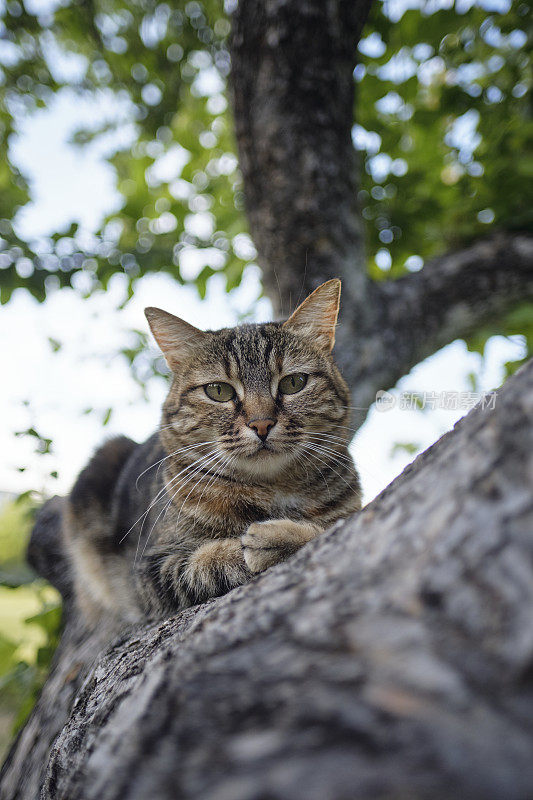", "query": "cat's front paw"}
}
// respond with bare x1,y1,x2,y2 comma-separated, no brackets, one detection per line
241,519,320,574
